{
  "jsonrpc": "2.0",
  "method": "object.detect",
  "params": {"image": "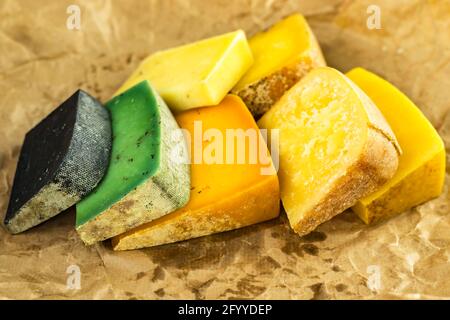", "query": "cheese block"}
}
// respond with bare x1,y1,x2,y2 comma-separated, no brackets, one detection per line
232,14,326,119
114,30,253,112
76,81,190,245
258,67,401,236
347,68,446,224
112,95,280,250
4,90,111,234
